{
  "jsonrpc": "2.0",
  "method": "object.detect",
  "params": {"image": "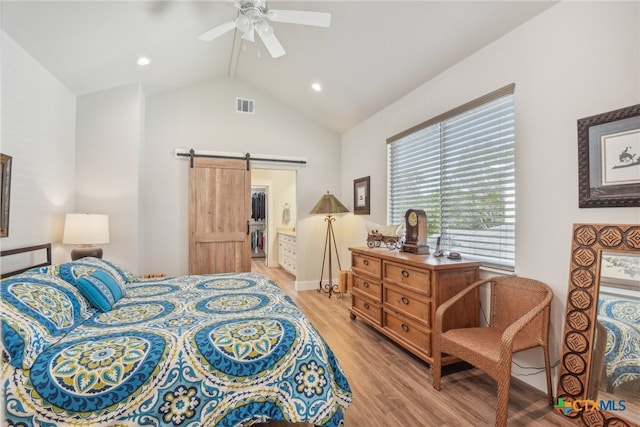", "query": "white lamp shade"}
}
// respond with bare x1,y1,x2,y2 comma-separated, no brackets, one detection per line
63,213,110,245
